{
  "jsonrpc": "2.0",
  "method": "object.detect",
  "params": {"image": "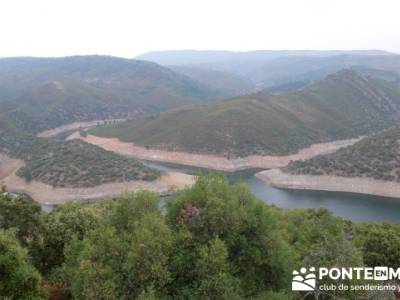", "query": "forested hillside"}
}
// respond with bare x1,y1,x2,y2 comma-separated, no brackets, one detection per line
90,70,400,157
0,56,217,133
0,55,220,187
1,174,399,299
284,127,400,182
